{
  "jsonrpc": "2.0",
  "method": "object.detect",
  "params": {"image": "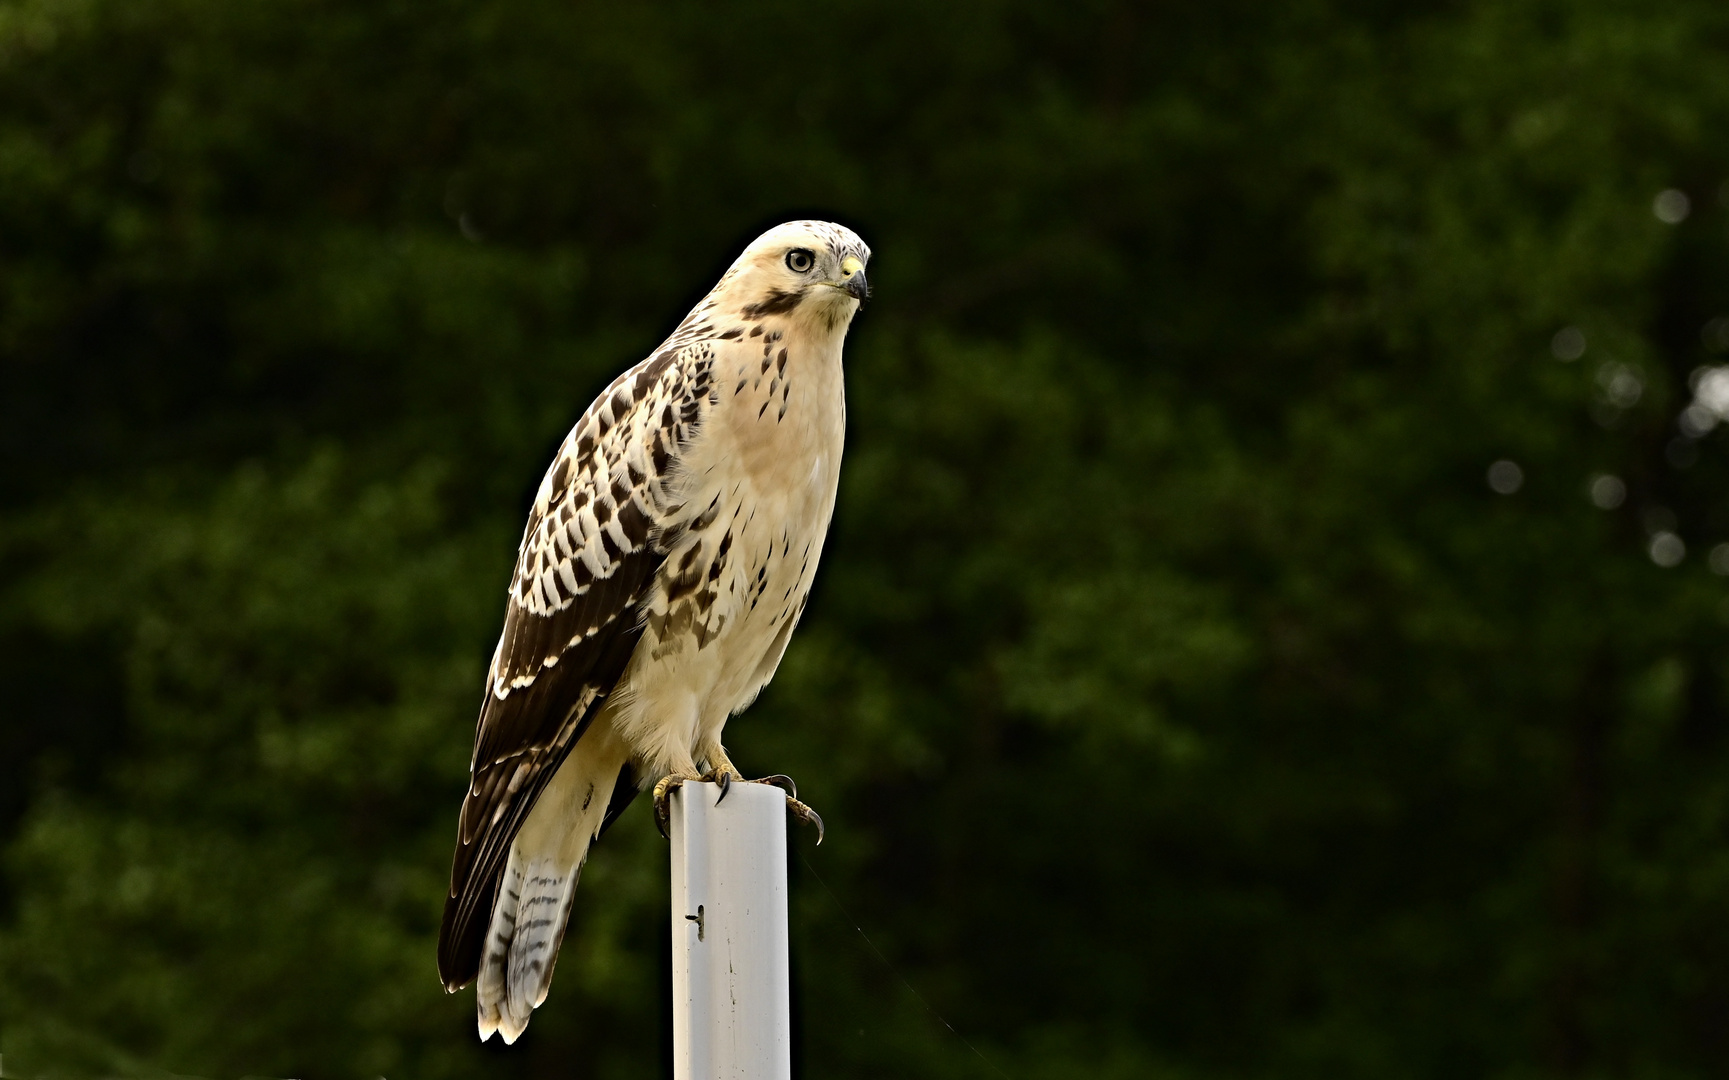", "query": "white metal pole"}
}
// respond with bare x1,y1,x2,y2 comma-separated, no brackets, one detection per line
669,780,792,1080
